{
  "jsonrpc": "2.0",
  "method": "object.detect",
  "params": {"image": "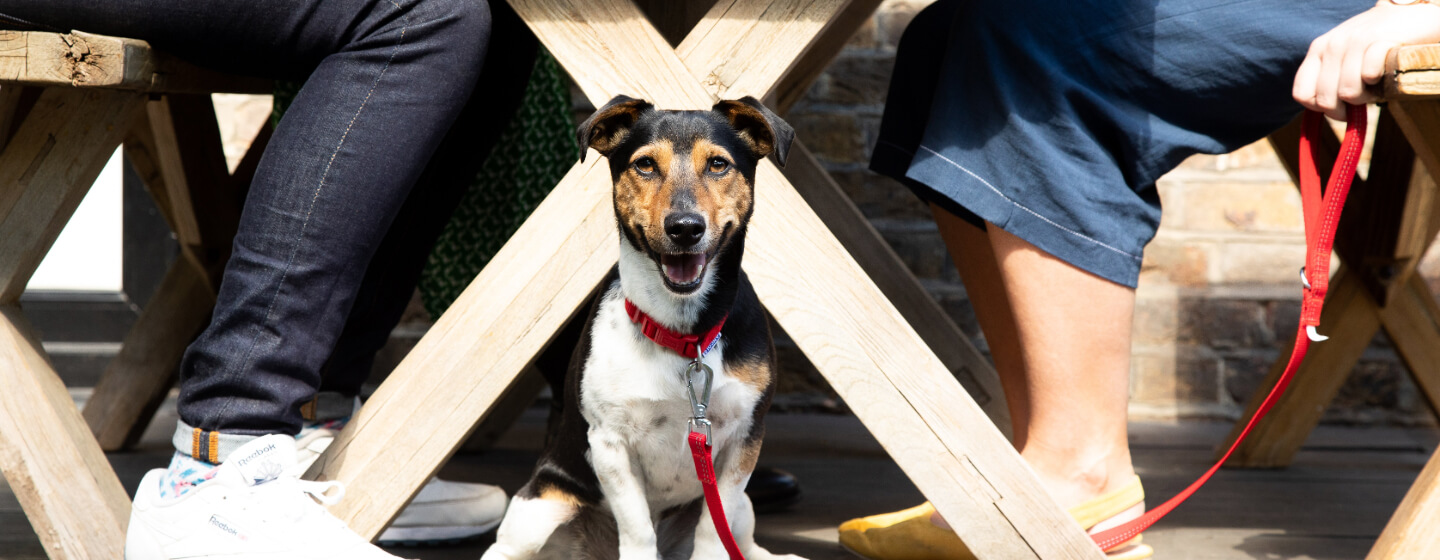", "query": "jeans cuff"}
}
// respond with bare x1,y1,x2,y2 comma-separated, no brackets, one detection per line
171,420,261,463
303,392,360,423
